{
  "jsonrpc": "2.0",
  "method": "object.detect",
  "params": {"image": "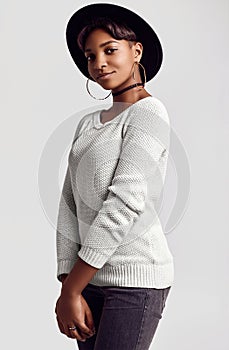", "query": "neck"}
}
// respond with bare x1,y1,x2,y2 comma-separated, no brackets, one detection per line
112,83,144,97
101,88,152,118
111,86,151,104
